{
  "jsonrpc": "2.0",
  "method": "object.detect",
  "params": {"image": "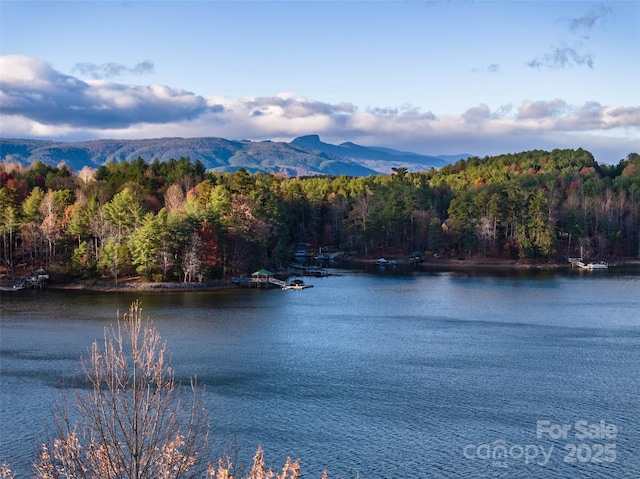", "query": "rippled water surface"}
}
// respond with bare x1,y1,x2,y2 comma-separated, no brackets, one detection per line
1,267,639,478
